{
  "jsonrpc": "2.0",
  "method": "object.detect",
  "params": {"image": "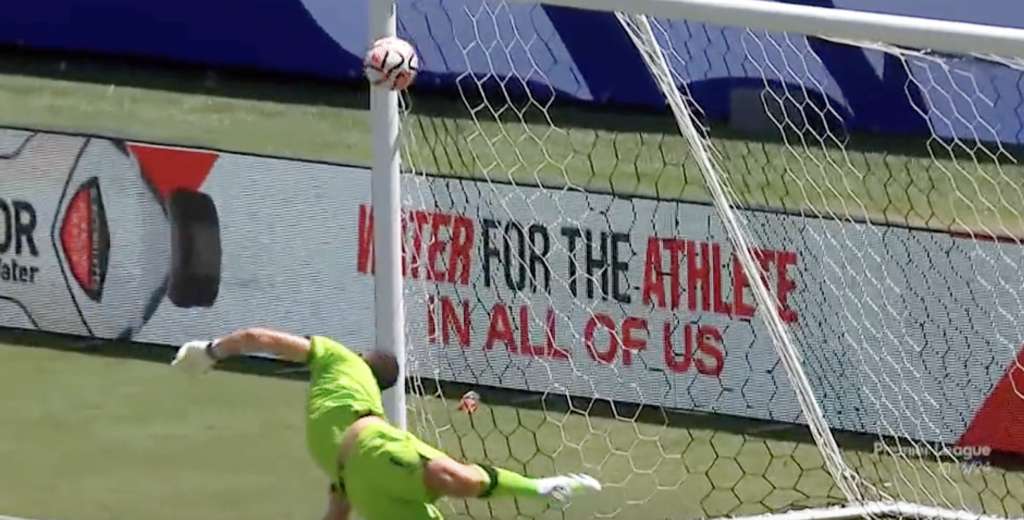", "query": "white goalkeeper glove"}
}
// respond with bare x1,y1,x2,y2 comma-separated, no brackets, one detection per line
536,473,602,502
171,340,218,375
